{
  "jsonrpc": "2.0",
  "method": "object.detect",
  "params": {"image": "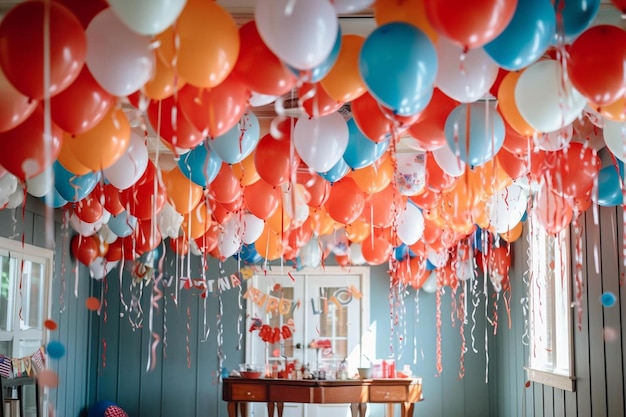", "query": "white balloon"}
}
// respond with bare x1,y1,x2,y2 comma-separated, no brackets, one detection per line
421,271,437,293
394,152,426,196
86,10,155,96
103,133,149,190
6,185,24,209
300,237,323,268
108,0,186,36
332,0,374,14
282,183,310,225
189,239,203,257
98,225,119,244
433,144,465,177
89,256,120,280
488,181,529,234
603,120,626,162
435,37,499,103
255,0,339,70
396,203,424,245
157,202,183,239
294,113,349,173
0,173,17,196
241,213,264,245
69,213,102,237
427,249,448,268
217,217,242,259
534,124,572,152
249,92,278,107
515,60,586,133
349,242,366,265
26,167,53,197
